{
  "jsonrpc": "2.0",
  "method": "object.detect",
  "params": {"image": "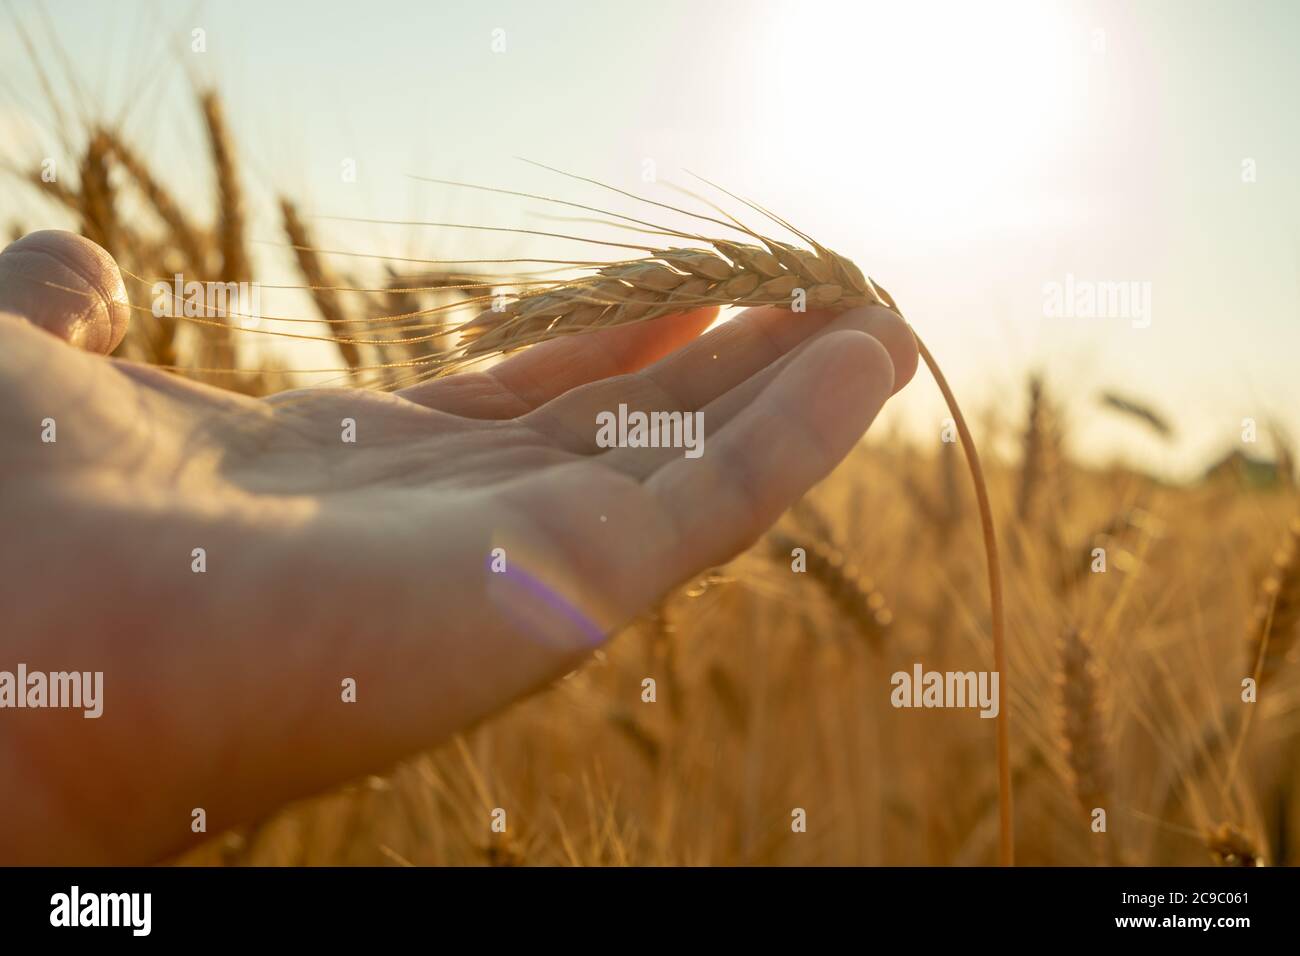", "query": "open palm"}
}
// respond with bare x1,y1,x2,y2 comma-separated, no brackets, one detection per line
0,231,916,863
